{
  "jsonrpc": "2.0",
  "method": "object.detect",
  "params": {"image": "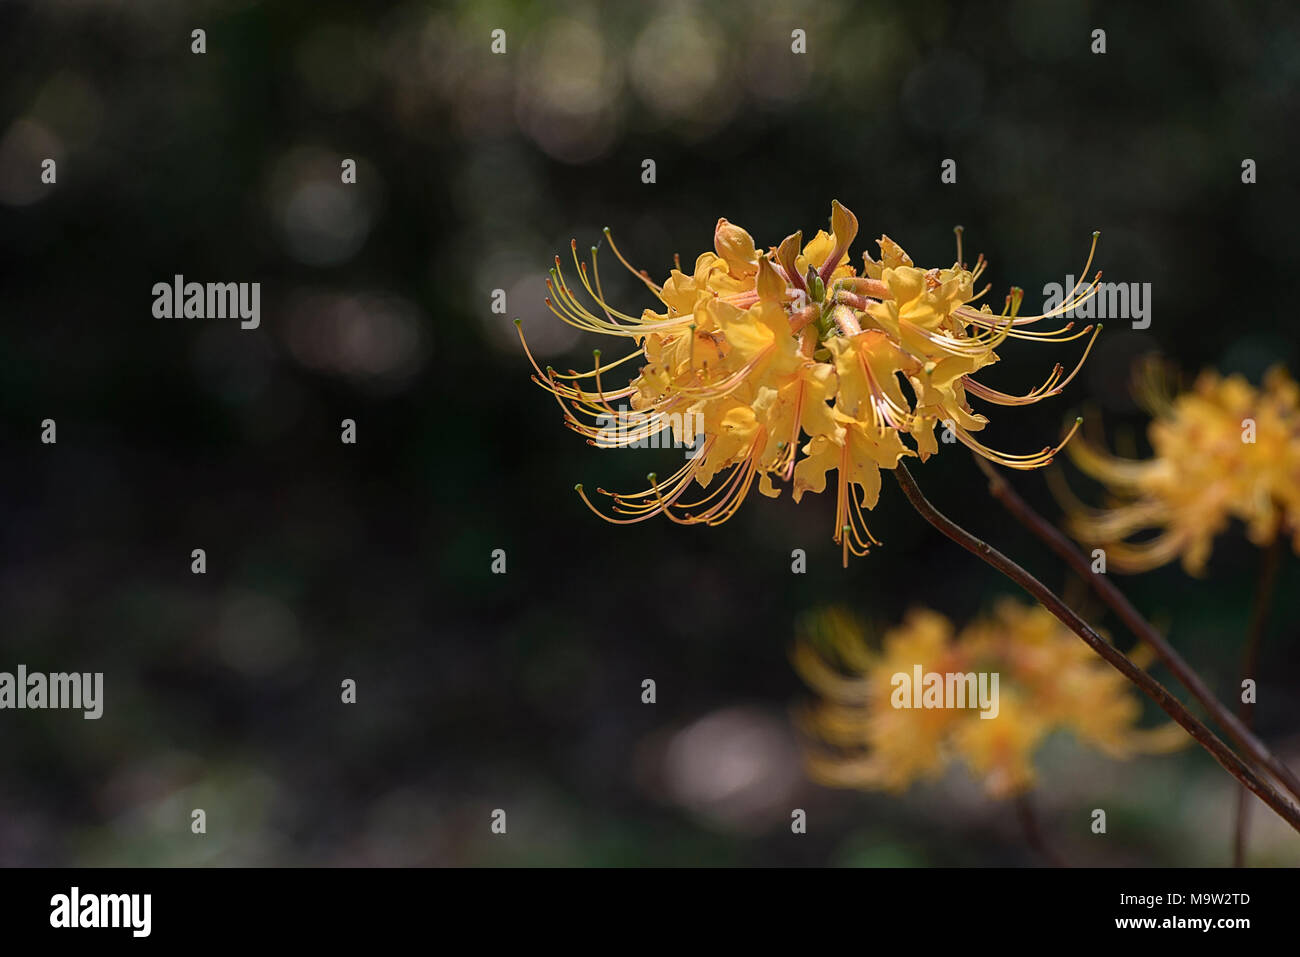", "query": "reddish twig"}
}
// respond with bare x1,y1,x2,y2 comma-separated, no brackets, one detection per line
1233,533,1285,866
971,455,1300,809
891,462,1300,837
1014,794,1068,867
